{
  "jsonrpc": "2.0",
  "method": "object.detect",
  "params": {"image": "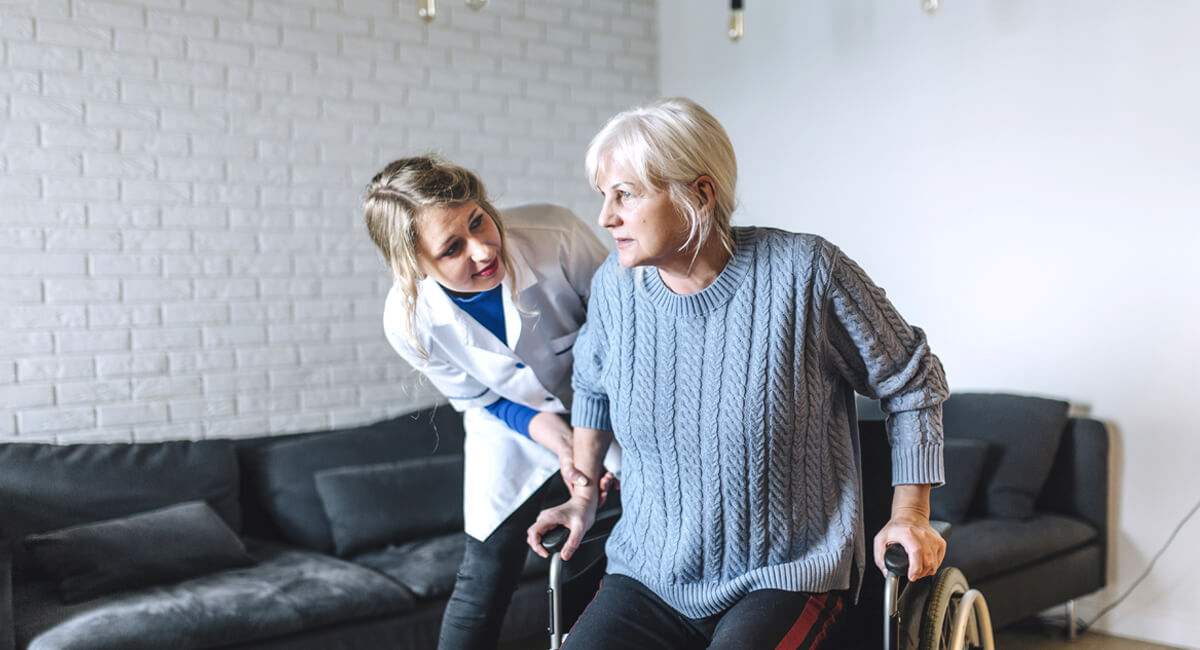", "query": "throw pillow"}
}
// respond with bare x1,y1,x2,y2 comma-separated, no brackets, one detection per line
315,455,464,557
929,439,990,524
25,500,255,604
942,393,1070,519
